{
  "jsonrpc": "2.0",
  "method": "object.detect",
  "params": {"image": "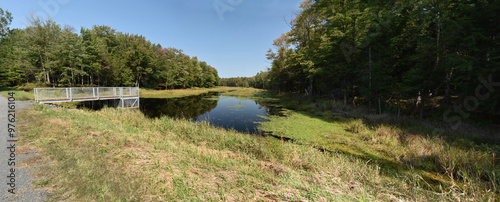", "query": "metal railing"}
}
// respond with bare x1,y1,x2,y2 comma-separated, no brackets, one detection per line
34,87,140,107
